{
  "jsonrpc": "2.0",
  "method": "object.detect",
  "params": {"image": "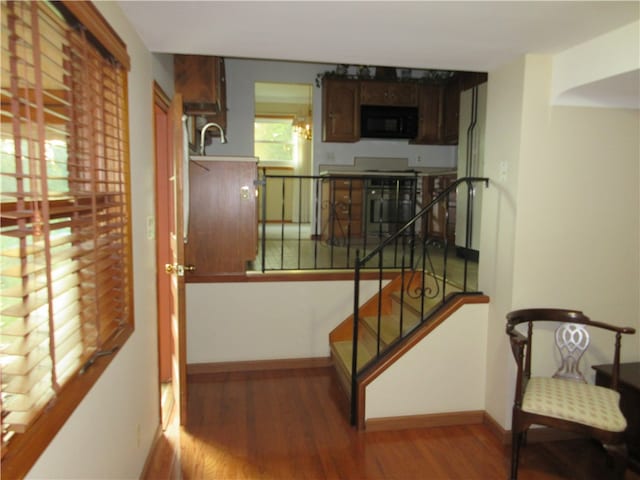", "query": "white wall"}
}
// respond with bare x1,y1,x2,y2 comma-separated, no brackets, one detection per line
480,54,640,429
26,2,159,478
201,58,457,172
366,303,488,420
187,280,383,363
552,20,640,108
